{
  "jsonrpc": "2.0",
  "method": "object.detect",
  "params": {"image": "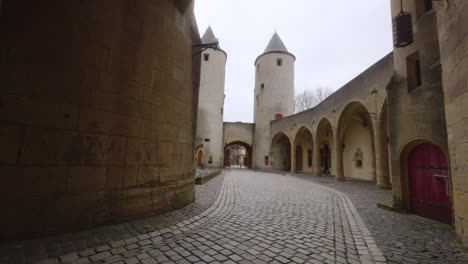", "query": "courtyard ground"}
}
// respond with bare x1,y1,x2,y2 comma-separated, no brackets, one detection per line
1,169,467,264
